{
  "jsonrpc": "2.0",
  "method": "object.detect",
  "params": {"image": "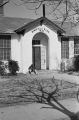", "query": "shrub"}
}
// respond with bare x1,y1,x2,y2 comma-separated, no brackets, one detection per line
8,60,19,75
0,61,9,76
0,61,5,76
74,55,79,71
66,58,75,72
